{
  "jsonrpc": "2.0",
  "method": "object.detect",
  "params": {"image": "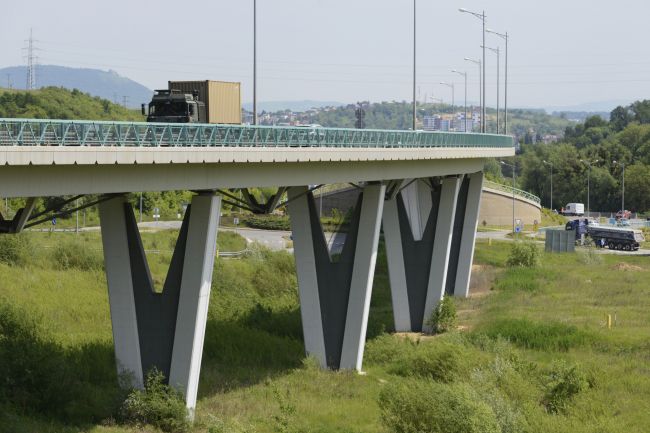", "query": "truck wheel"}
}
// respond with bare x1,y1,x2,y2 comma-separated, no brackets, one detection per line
616,243,623,250
624,244,631,251
608,241,615,249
